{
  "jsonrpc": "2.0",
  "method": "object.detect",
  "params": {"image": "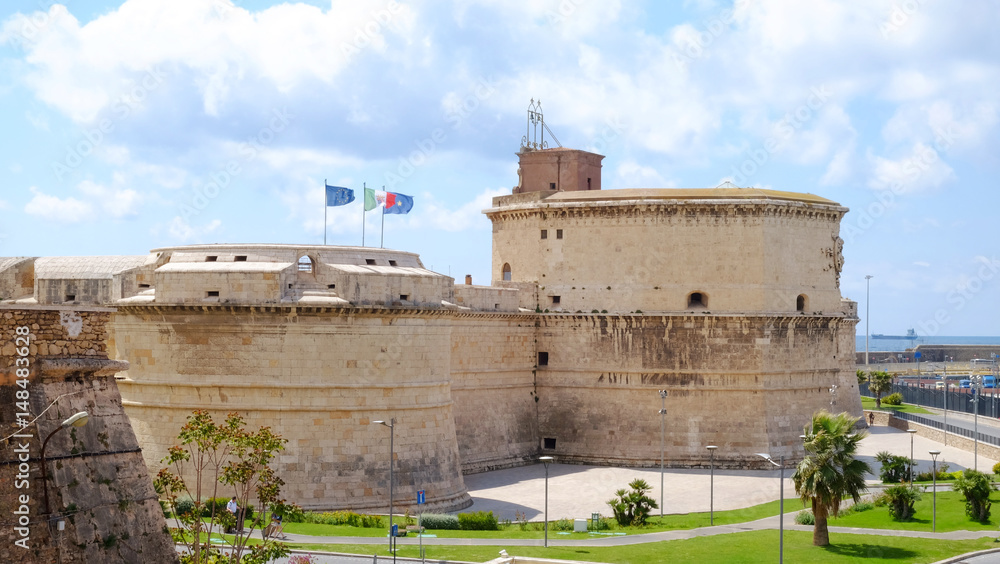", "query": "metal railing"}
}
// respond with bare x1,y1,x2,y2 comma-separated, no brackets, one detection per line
889,410,1000,447
860,382,1000,418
